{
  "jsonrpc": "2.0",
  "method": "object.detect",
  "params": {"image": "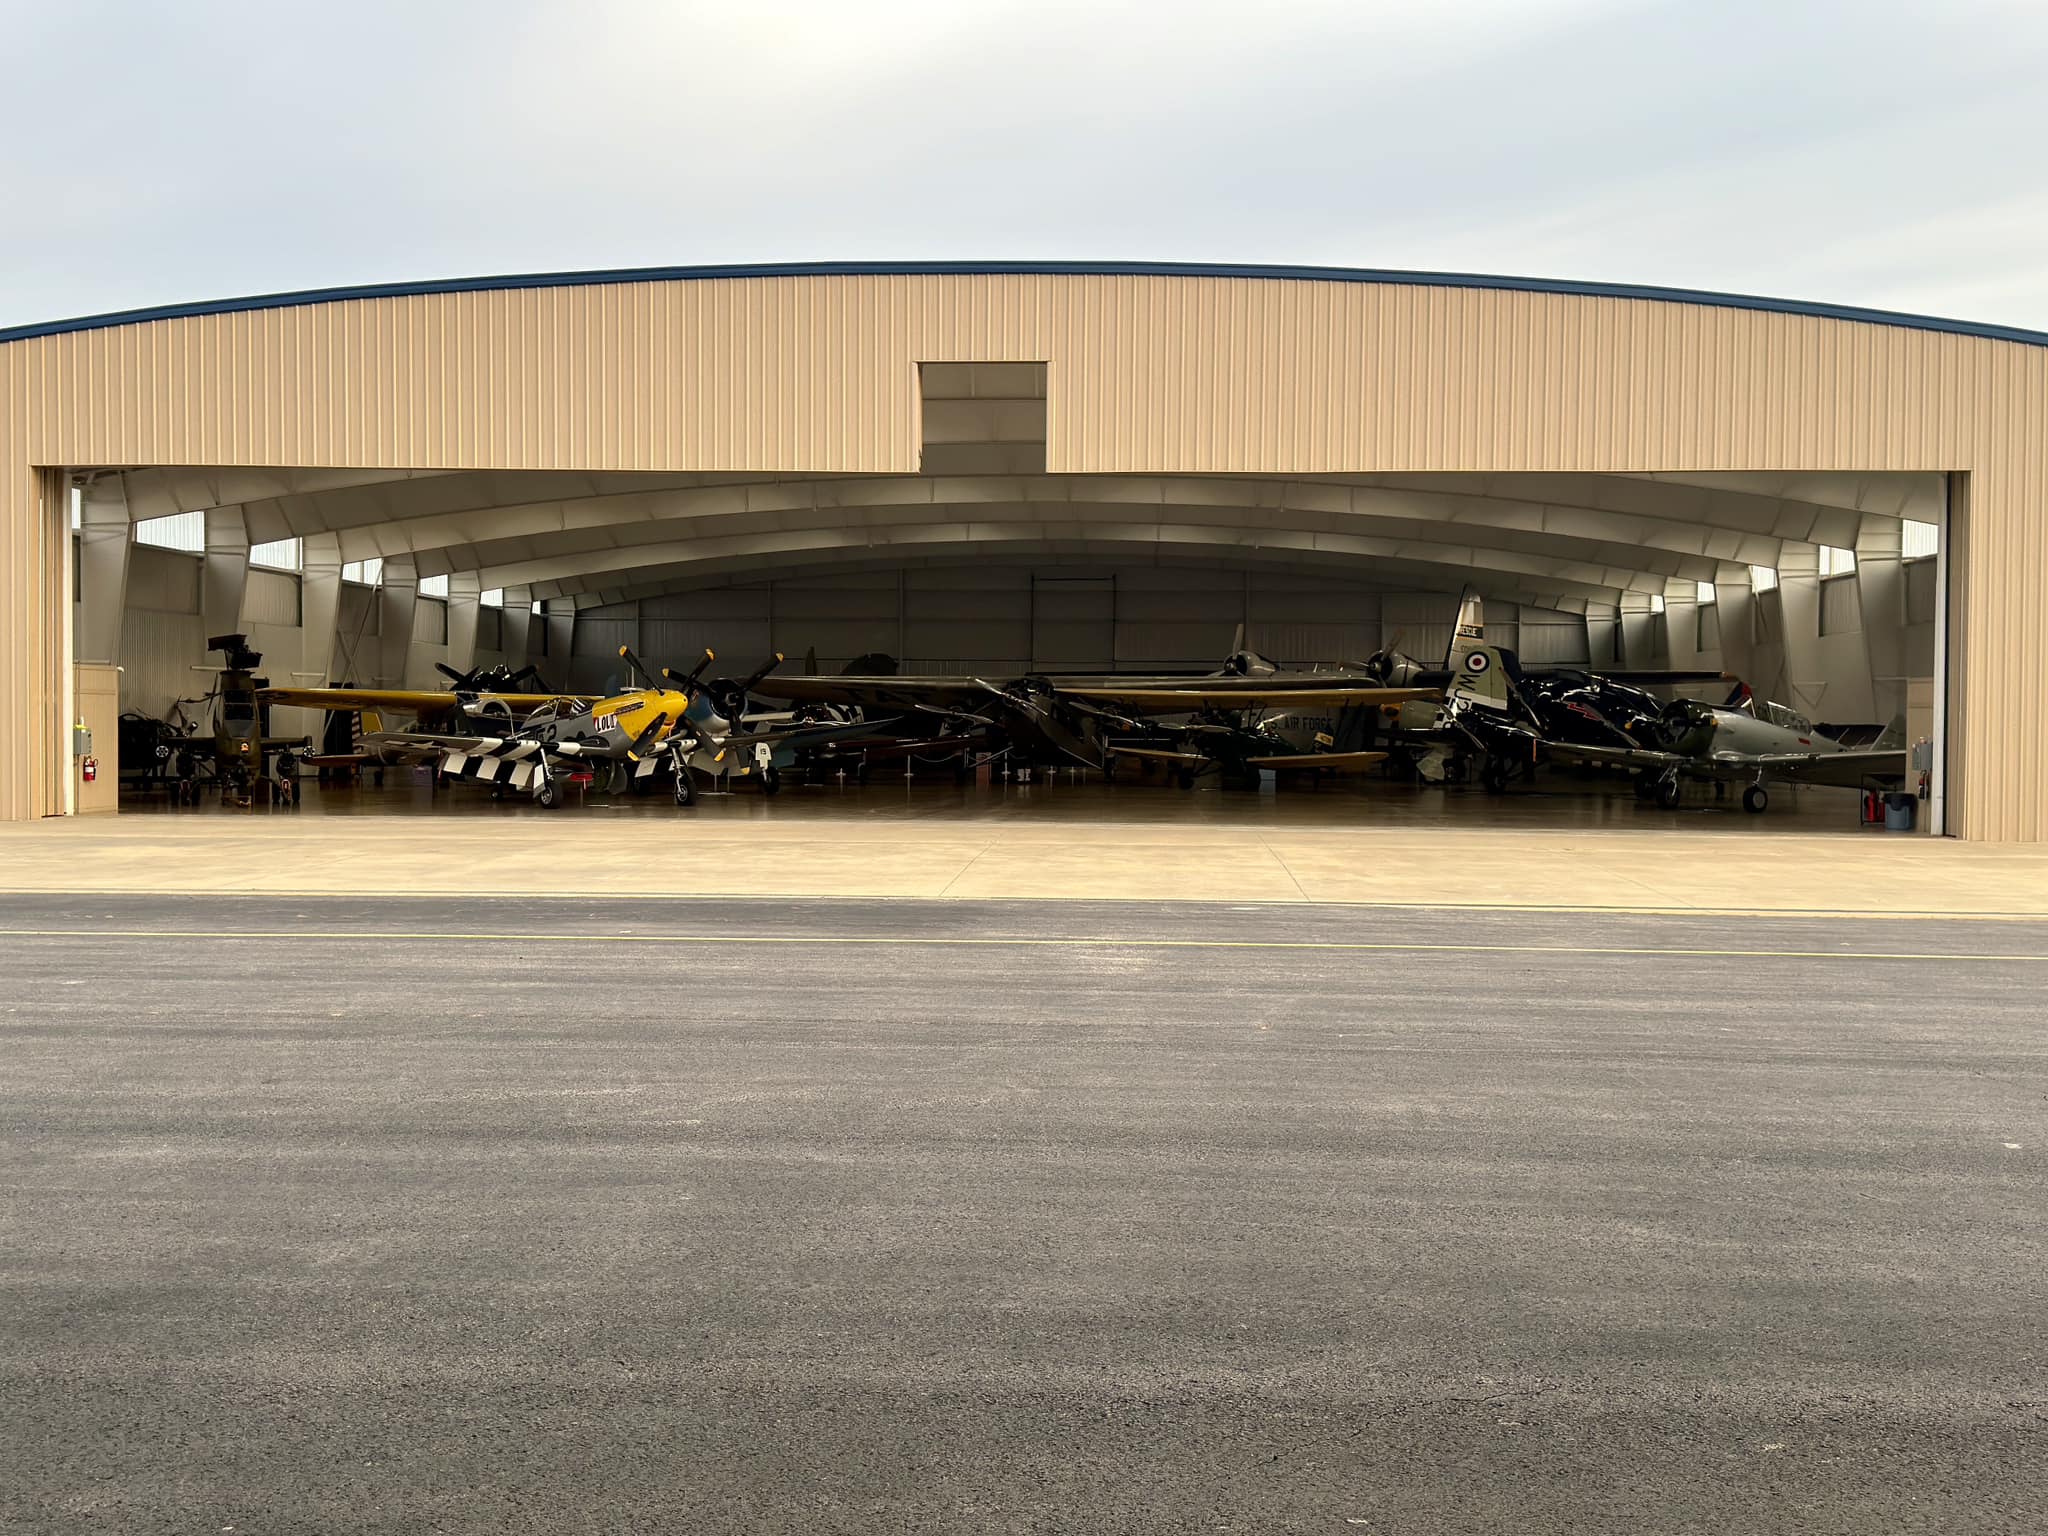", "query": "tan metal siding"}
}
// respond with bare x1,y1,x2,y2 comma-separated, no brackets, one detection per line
2,271,2045,835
